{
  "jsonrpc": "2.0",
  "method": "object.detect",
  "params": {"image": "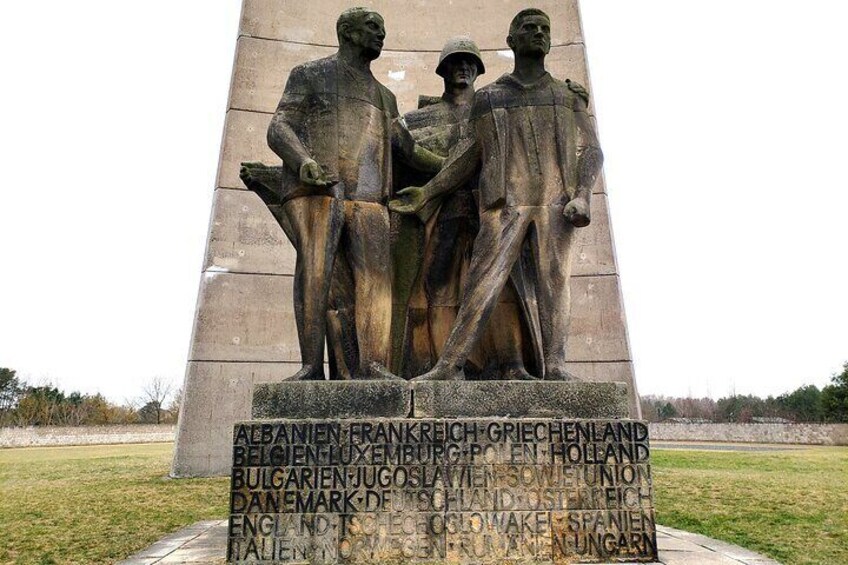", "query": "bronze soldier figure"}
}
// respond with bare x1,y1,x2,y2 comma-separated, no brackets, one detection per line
396,37,536,380
390,9,603,381
267,7,442,380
